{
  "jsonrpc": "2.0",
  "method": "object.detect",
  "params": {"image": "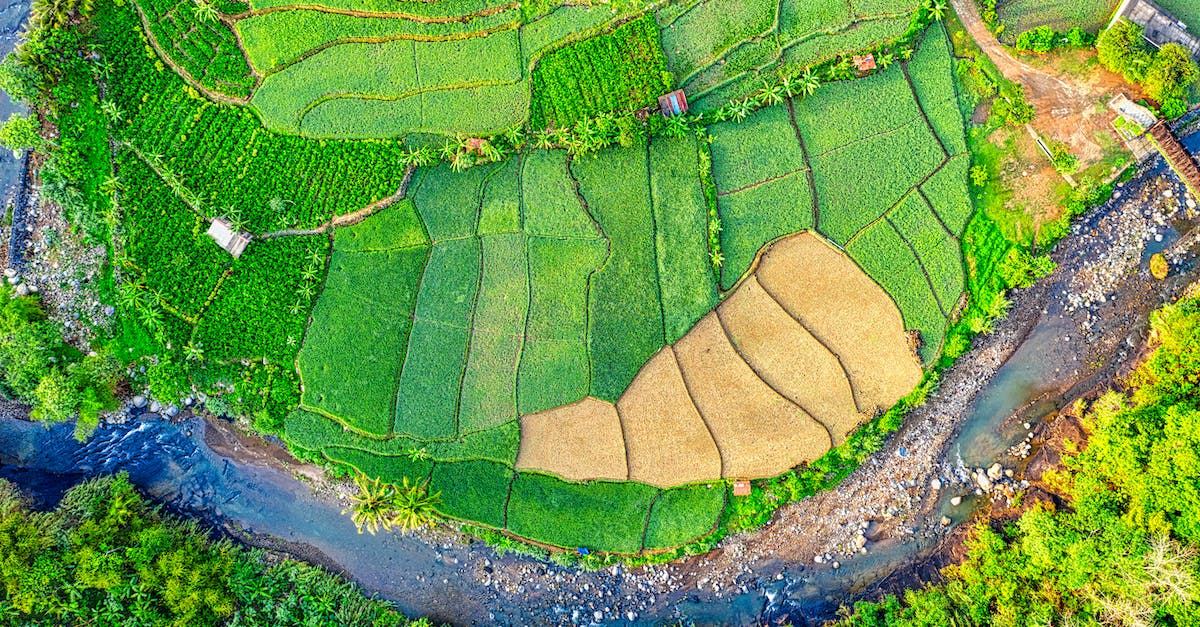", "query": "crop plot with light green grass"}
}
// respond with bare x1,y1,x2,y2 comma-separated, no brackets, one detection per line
297,245,428,436
921,155,974,235
393,239,481,439
717,172,814,290
648,135,720,344
644,484,728,550
813,121,945,245
790,68,922,156
904,23,966,155
506,473,659,553
708,104,807,193
847,220,947,362
573,143,666,401
888,193,964,311
235,8,521,74
665,0,920,111
517,236,605,414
